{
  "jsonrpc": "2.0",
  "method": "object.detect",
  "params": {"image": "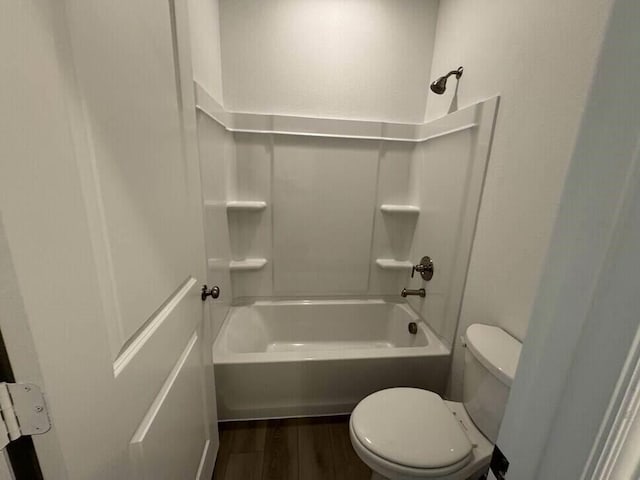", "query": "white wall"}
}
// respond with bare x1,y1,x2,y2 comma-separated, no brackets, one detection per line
495,0,640,475
219,0,439,123
429,0,615,398
187,0,224,104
